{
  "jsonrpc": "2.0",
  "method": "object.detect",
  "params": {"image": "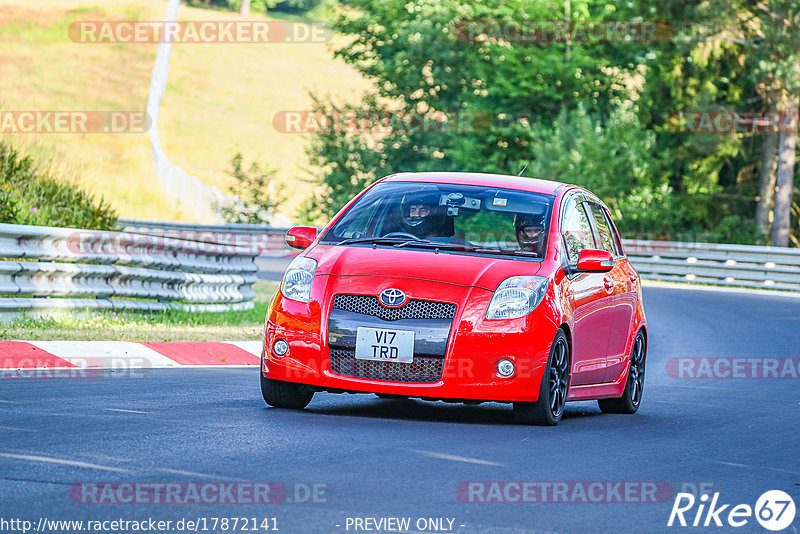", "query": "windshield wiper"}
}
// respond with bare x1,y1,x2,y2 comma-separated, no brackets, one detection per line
471,247,540,257
336,236,473,251
393,239,474,250
336,237,410,246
